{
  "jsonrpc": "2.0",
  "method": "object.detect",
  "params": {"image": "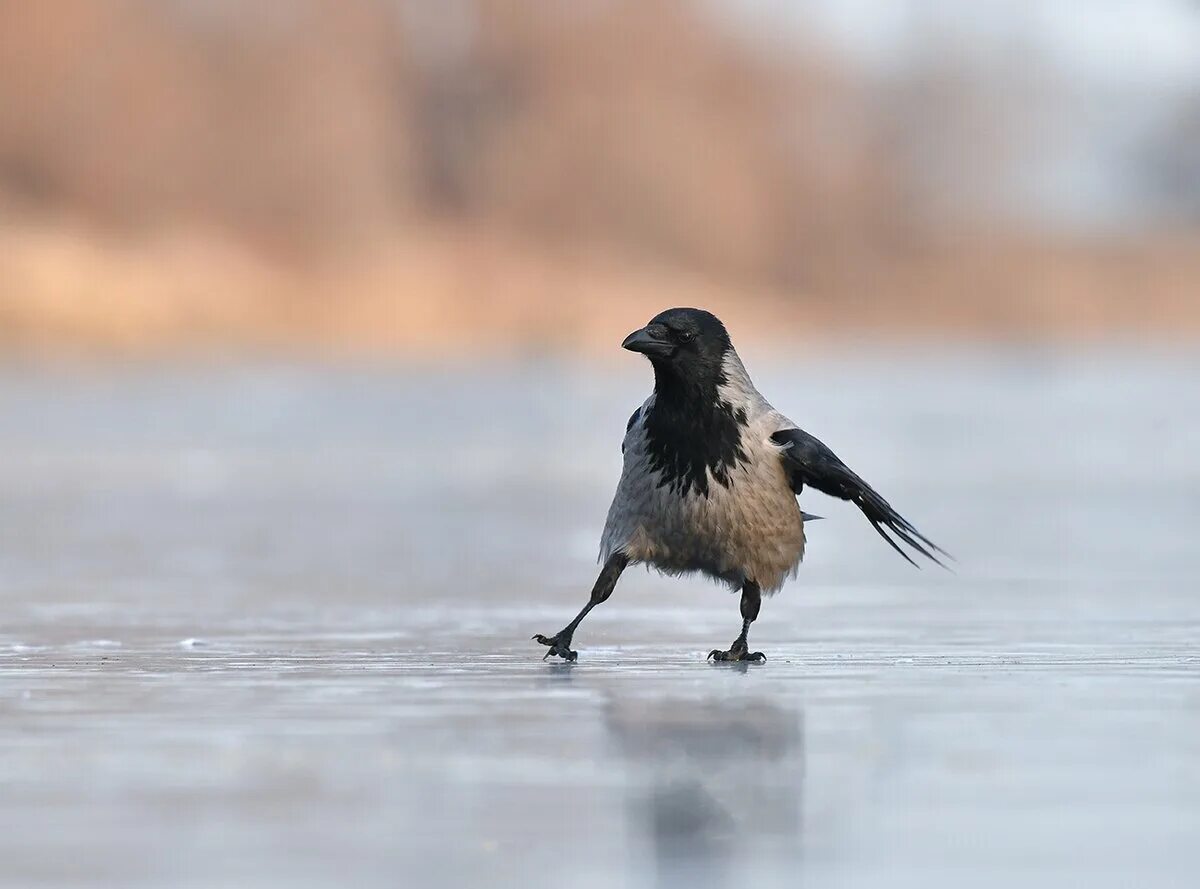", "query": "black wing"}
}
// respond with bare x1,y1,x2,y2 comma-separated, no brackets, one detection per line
621,407,641,453
772,428,950,568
